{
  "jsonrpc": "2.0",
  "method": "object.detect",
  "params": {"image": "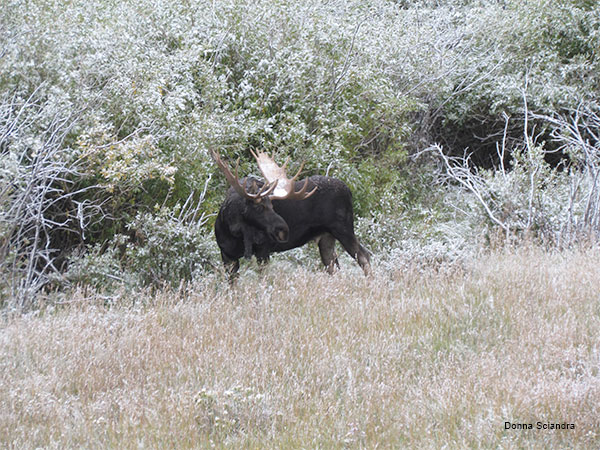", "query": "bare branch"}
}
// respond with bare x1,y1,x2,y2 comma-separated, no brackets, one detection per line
425,144,510,234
